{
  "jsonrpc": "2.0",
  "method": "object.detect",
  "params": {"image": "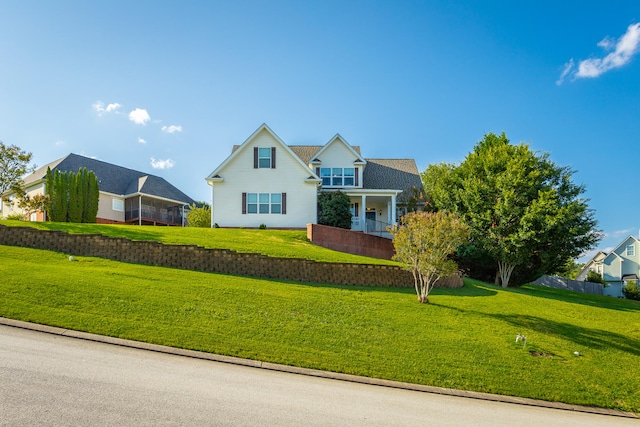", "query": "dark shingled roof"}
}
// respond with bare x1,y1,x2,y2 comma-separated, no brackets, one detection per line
289,145,362,164
23,153,195,205
362,158,424,200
